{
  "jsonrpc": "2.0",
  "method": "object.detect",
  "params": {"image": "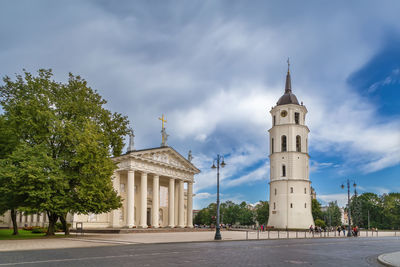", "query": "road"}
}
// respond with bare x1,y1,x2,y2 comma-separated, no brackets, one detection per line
0,237,398,266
